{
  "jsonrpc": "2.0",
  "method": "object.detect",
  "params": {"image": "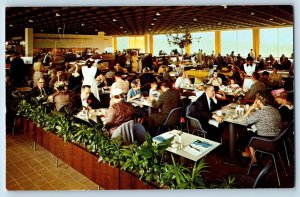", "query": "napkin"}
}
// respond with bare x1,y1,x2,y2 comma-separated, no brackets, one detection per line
183,146,202,156
153,133,174,143
190,140,212,152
